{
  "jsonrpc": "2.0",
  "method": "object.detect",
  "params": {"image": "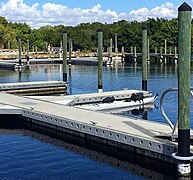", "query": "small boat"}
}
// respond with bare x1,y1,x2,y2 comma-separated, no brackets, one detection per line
75,94,158,111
